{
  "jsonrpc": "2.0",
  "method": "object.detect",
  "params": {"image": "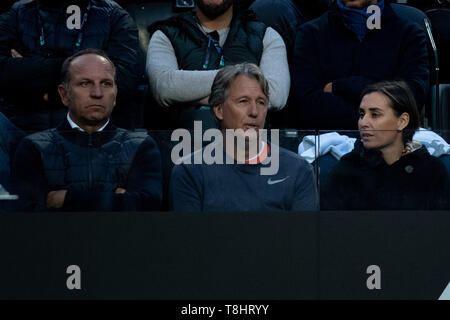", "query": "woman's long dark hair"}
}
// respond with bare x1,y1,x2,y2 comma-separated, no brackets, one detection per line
361,81,420,144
